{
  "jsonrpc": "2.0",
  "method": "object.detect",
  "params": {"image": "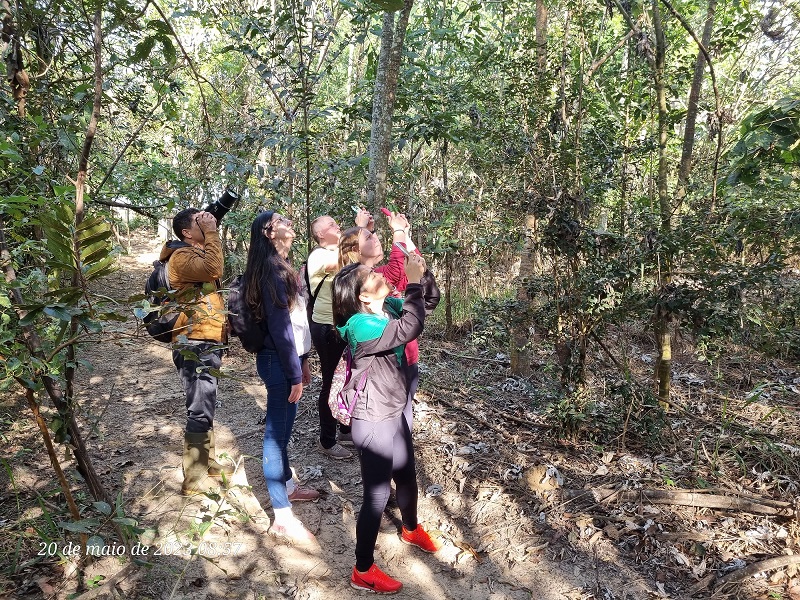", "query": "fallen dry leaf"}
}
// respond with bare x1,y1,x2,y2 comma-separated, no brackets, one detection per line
36,578,55,595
